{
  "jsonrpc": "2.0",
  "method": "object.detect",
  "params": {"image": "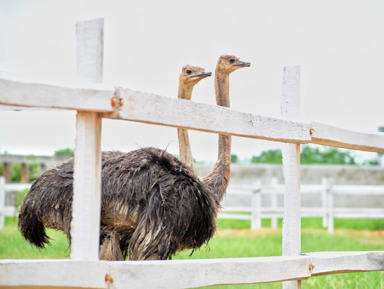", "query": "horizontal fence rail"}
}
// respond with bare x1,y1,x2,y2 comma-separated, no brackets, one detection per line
1,252,383,288
221,179,384,233
1,77,384,153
